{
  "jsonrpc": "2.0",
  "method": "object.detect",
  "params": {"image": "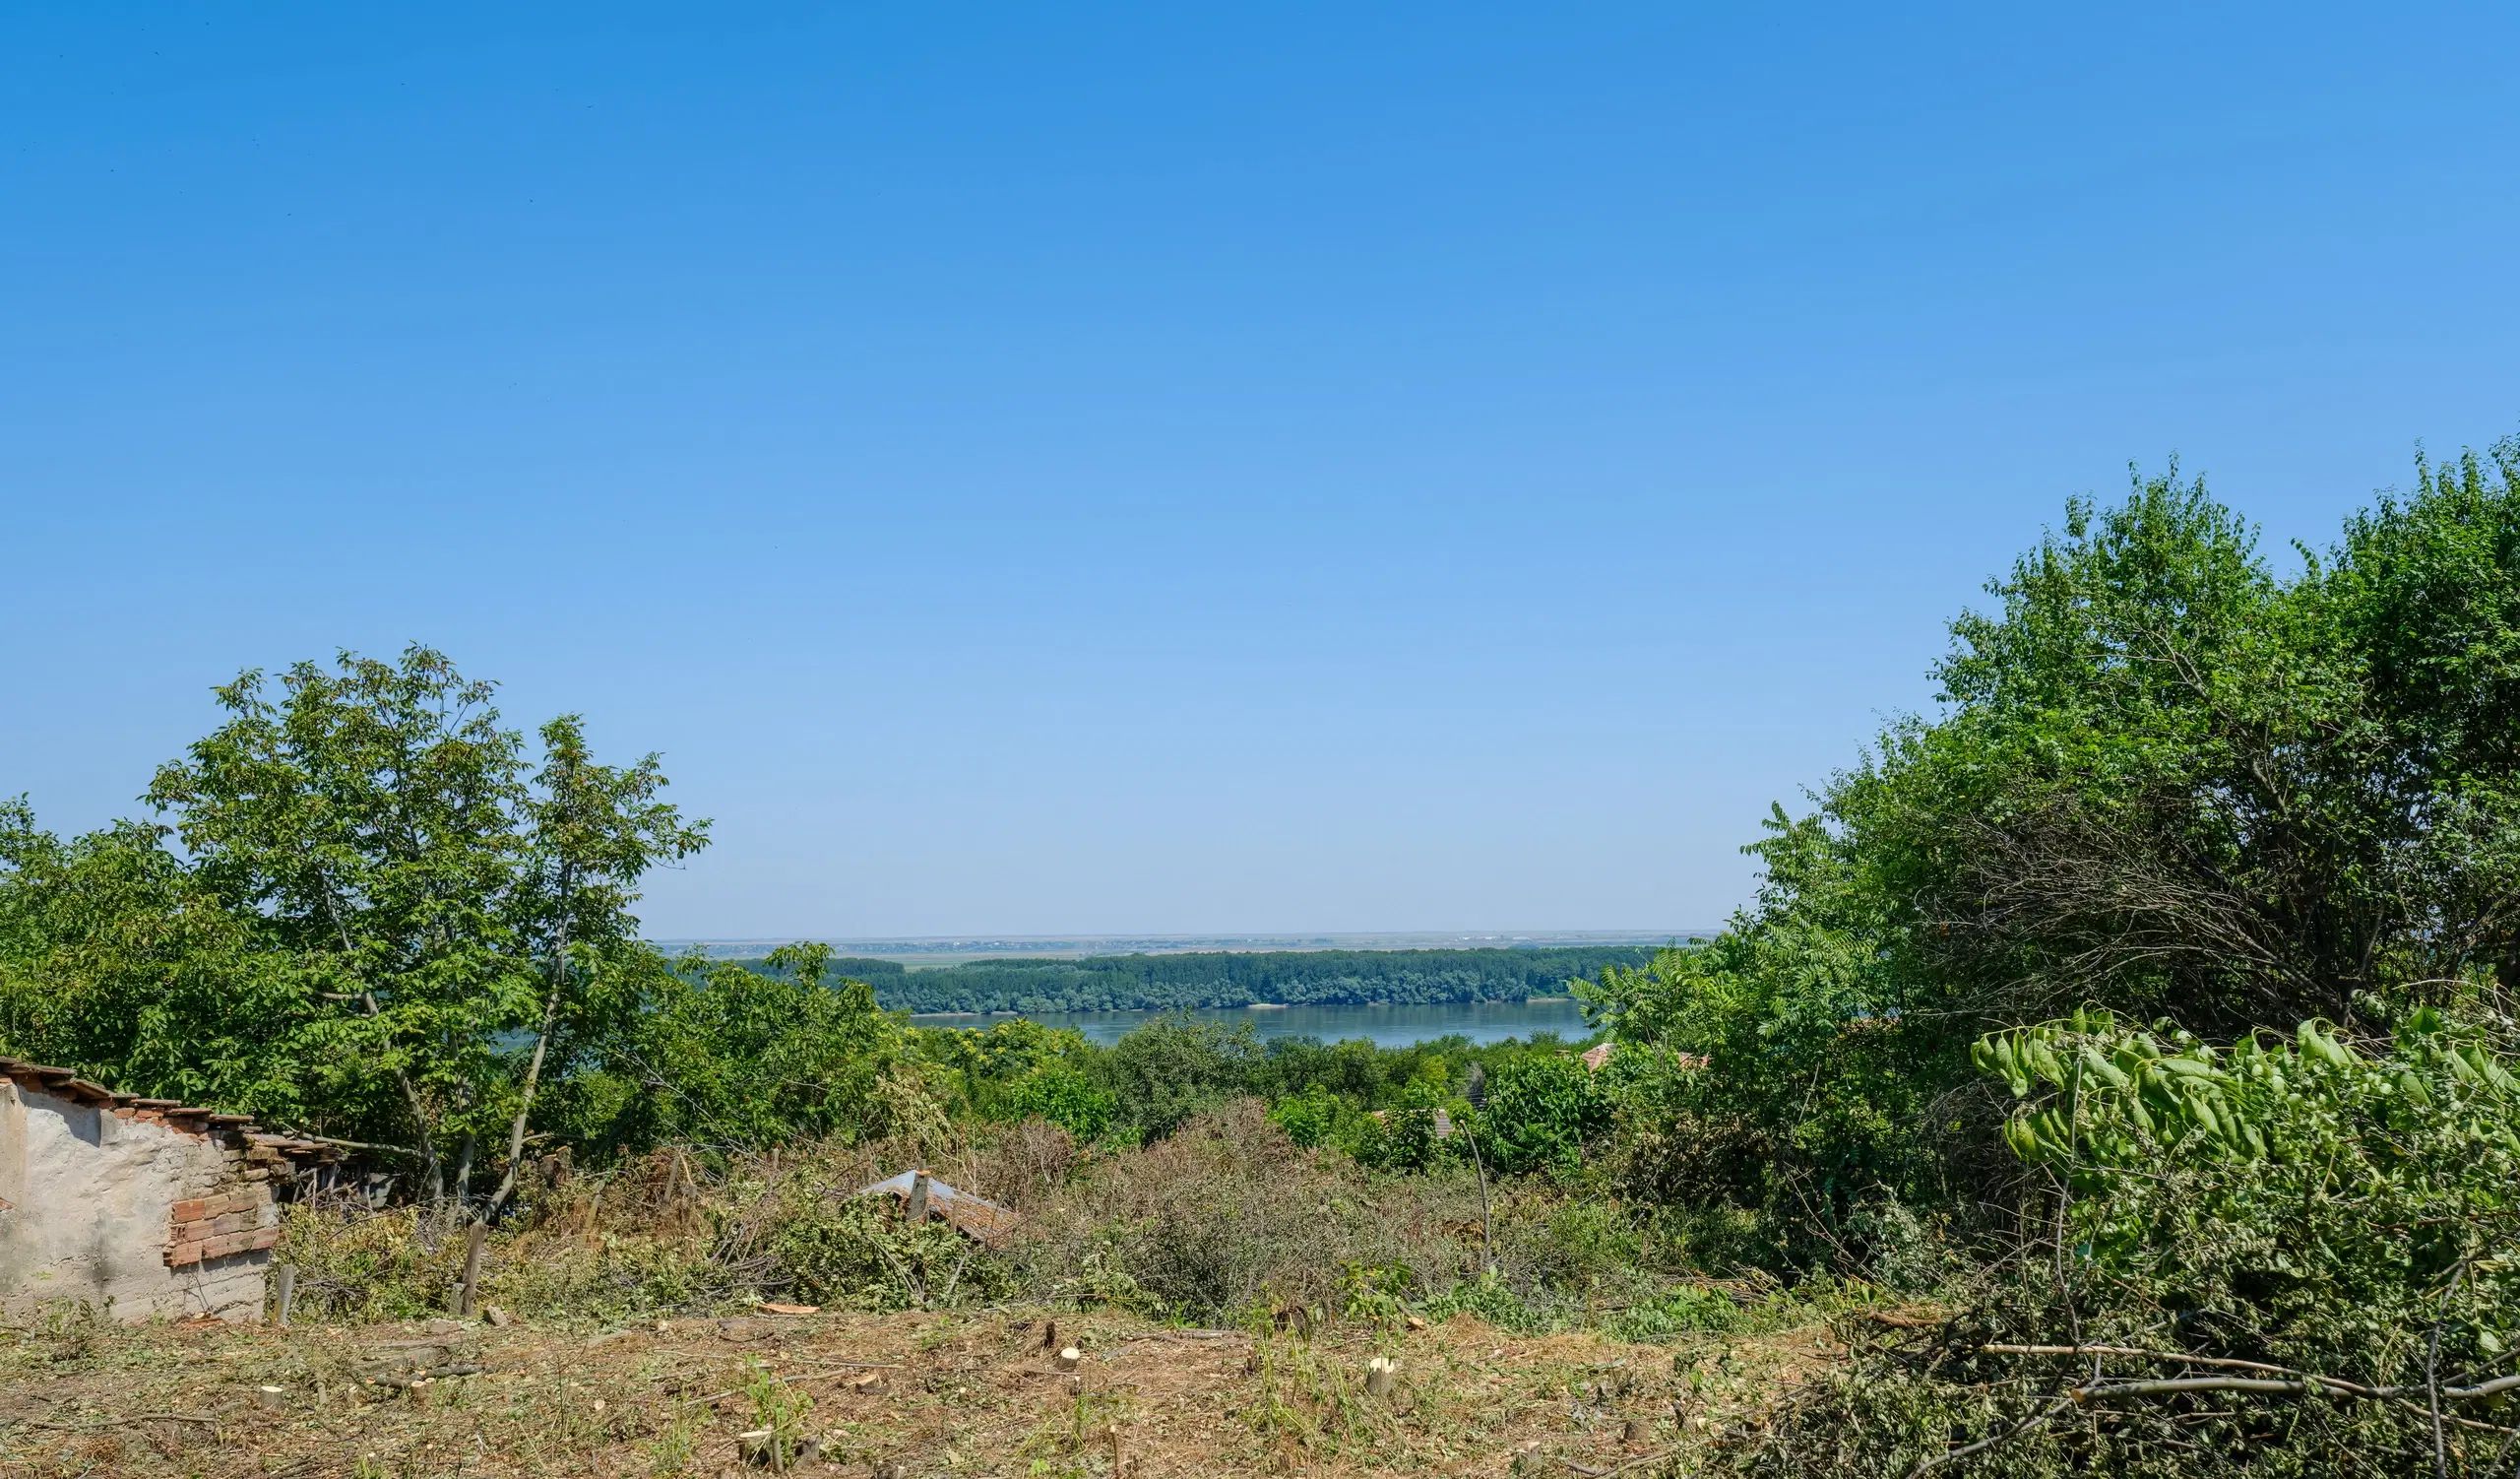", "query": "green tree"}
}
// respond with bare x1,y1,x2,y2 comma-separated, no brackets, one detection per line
145,647,533,1198
1094,1014,1264,1141
0,803,312,1120
577,943,937,1154
484,715,709,1211
1468,1052,1609,1177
